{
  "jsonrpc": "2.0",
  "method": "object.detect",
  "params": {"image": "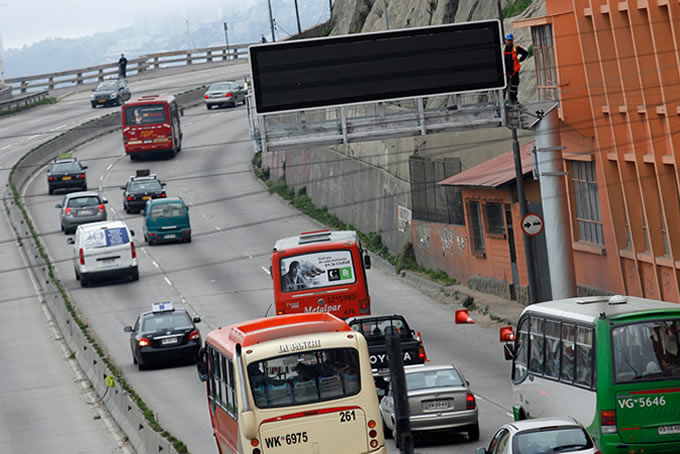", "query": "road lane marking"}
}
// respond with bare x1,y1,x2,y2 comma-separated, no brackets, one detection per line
106,163,113,171
26,134,40,140
244,251,253,259
1,143,14,150
164,277,173,286
261,266,271,275
152,261,159,268
49,124,68,132
215,226,221,231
